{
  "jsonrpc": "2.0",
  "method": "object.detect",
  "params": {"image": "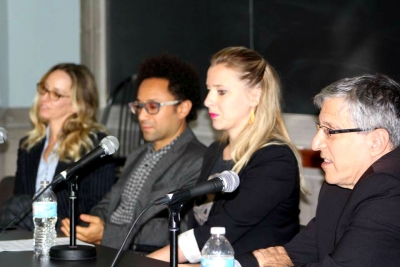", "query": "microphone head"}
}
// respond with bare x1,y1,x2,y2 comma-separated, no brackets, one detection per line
100,136,119,155
0,127,7,144
220,170,240,193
